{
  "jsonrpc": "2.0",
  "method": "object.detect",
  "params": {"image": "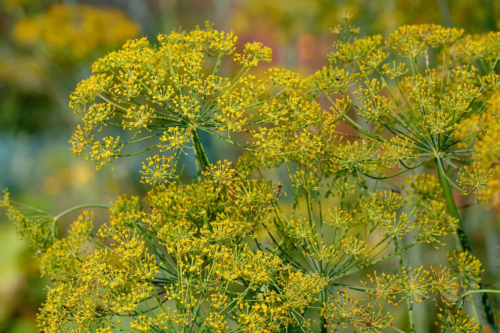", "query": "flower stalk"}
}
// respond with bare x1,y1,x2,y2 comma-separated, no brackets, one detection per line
437,158,497,332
